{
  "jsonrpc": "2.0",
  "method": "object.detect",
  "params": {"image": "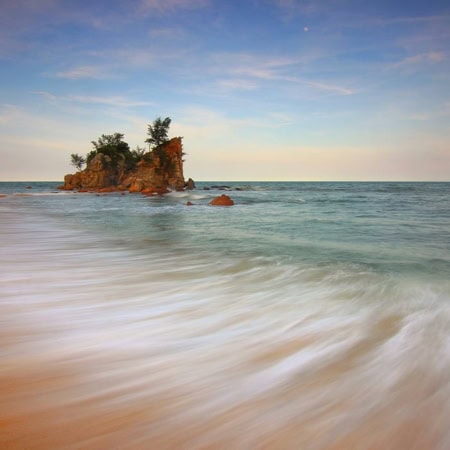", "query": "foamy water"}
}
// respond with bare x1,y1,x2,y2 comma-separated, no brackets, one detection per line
1,182,449,449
